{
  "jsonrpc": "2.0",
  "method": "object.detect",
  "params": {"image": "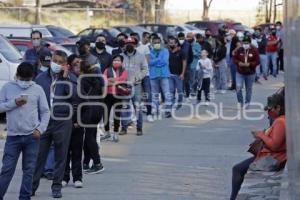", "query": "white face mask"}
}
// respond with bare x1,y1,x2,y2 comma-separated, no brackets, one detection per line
32,39,41,47
179,40,185,45
276,26,281,30
243,44,250,50
16,80,34,89
50,62,63,74
40,66,48,72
